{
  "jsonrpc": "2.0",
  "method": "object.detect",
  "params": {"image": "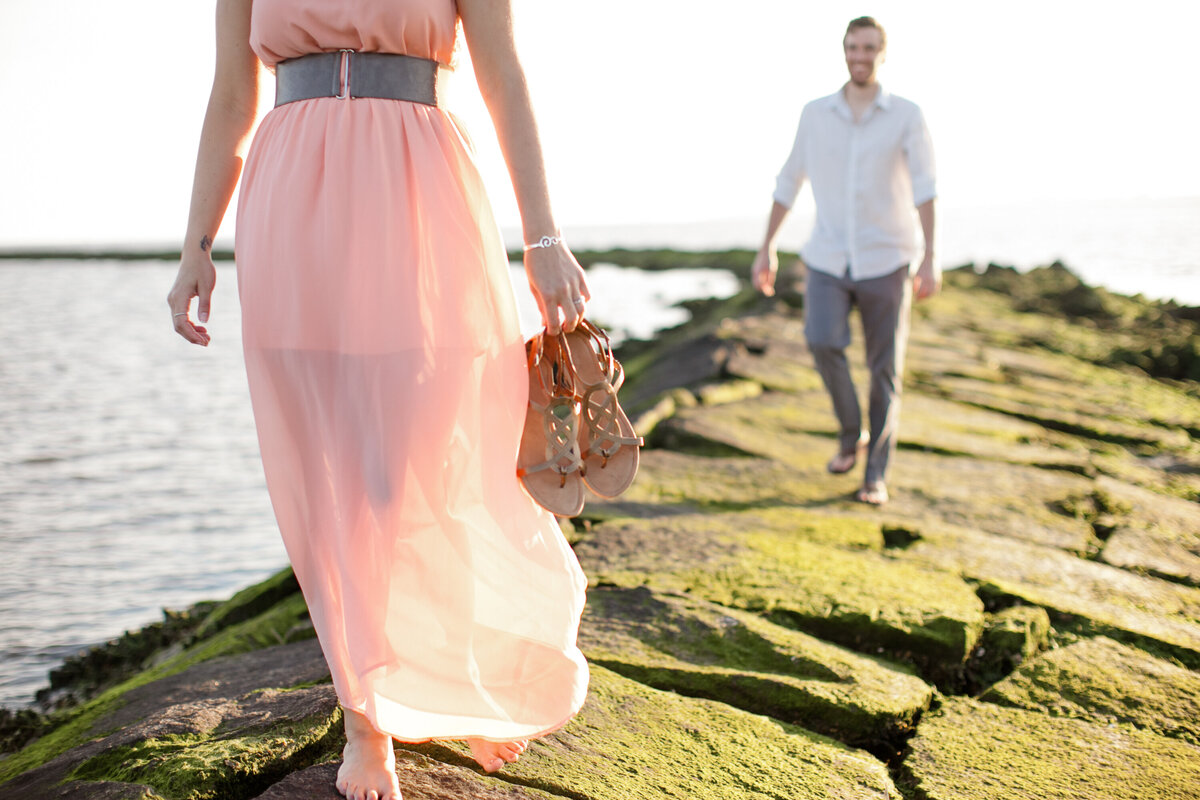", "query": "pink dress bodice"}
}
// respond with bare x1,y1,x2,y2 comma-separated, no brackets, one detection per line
250,0,458,67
